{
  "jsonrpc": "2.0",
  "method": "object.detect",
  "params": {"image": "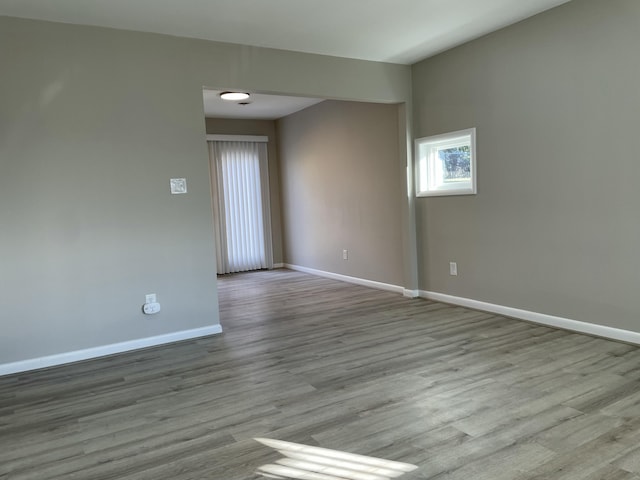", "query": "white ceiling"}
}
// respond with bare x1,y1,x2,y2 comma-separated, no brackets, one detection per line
203,90,324,120
0,0,571,65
